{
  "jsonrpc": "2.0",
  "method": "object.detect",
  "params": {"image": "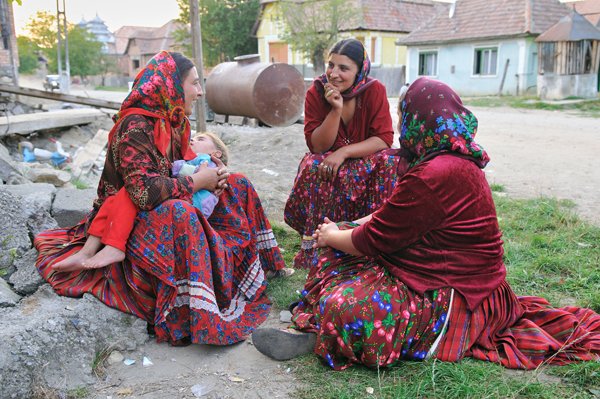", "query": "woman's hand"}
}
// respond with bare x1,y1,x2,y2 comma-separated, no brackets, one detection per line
323,83,343,111
190,157,229,194
212,156,229,196
313,217,339,248
319,148,348,181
